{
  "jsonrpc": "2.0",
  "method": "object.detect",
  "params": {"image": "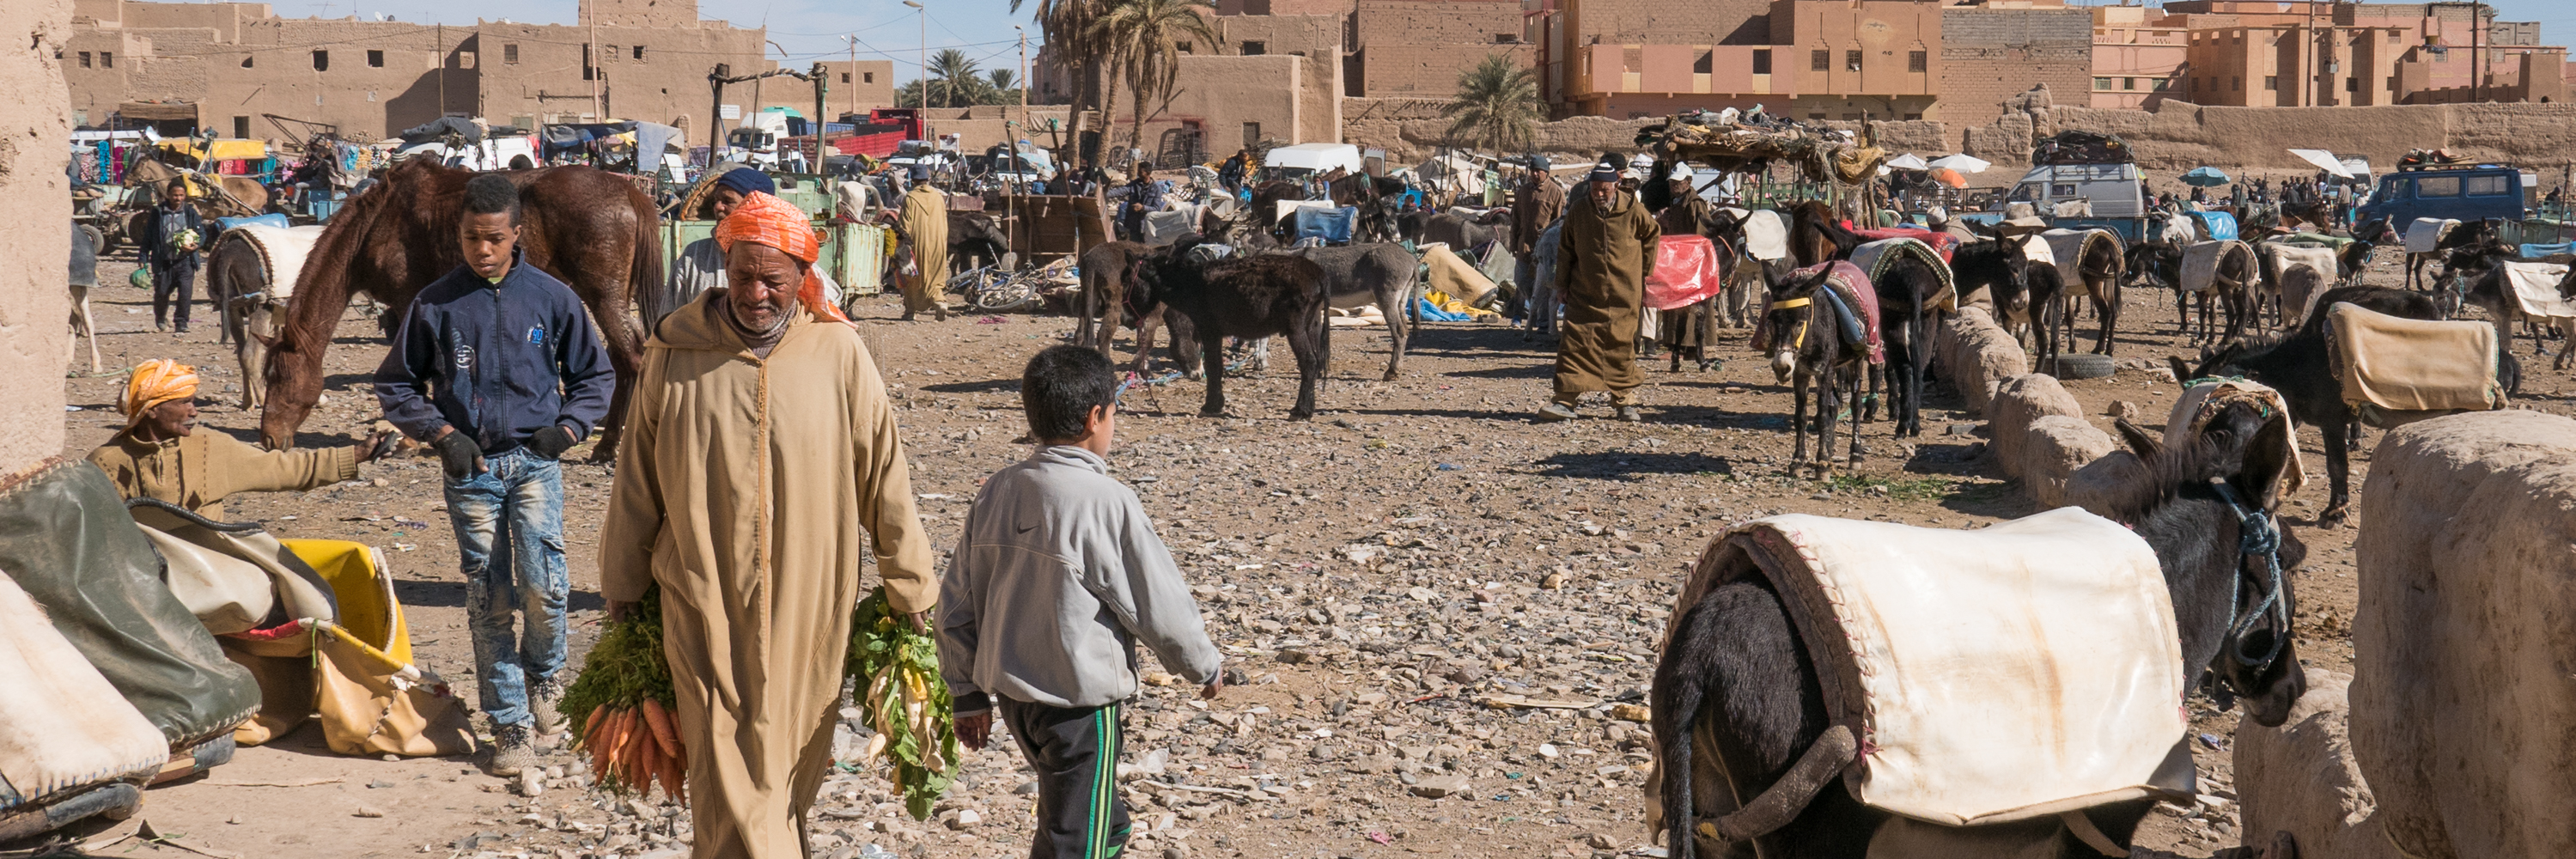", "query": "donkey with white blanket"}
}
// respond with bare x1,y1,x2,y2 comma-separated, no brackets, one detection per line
205,223,326,410
1652,397,2309,859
